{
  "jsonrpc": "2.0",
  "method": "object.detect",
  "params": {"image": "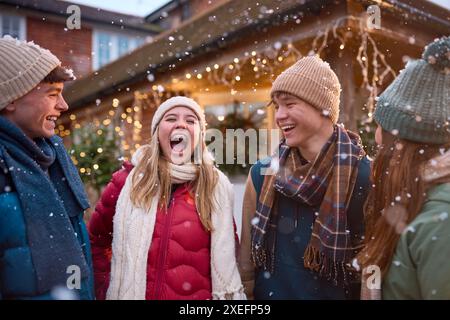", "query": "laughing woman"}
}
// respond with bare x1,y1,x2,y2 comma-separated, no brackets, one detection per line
89,96,245,300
